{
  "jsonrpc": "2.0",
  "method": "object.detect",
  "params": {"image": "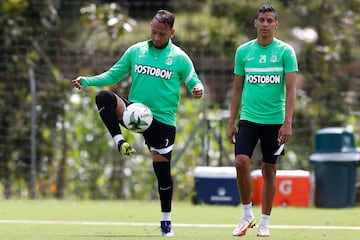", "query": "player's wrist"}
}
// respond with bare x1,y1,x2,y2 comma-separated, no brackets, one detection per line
283,121,292,126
